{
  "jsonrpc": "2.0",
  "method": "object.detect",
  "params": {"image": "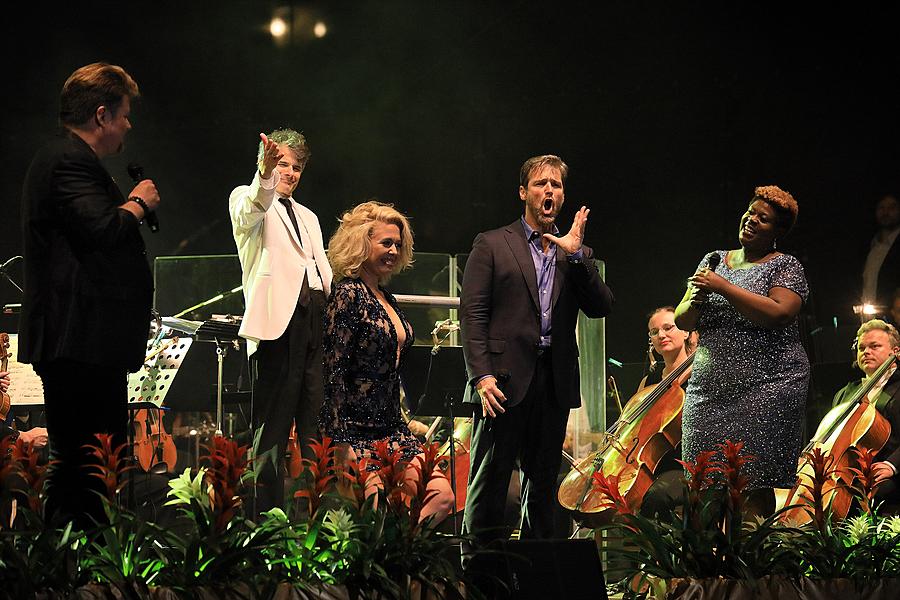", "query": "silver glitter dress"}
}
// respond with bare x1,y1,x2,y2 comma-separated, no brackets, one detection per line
682,251,810,489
